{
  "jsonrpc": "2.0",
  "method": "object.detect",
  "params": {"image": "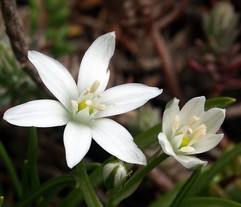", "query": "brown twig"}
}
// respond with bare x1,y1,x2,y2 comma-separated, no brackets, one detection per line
151,25,183,100
1,0,44,89
156,0,188,30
